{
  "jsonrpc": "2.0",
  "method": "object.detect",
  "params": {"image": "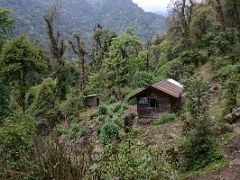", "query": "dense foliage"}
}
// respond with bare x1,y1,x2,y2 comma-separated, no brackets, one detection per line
0,0,166,42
